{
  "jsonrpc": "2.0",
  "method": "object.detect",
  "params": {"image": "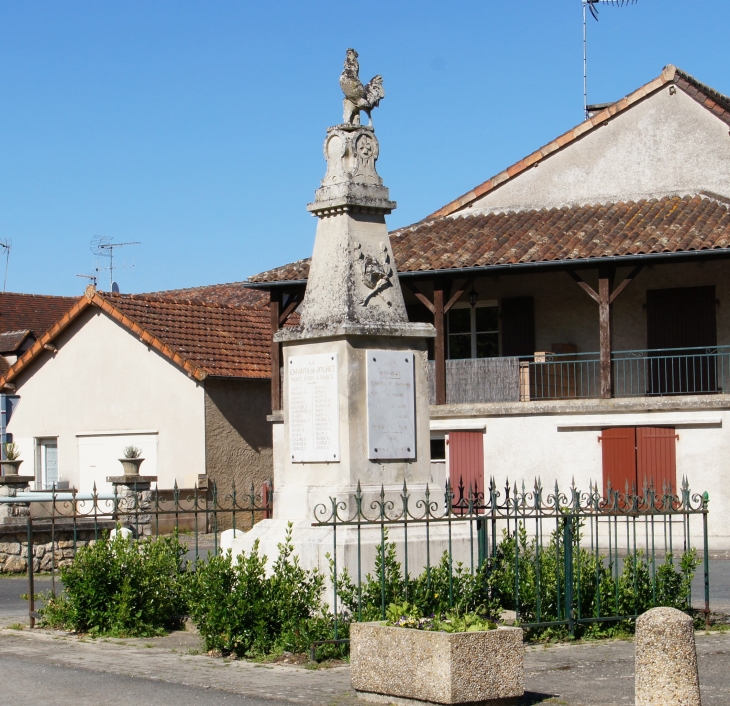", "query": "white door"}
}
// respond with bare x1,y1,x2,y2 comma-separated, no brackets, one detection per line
37,438,58,489
77,433,158,493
